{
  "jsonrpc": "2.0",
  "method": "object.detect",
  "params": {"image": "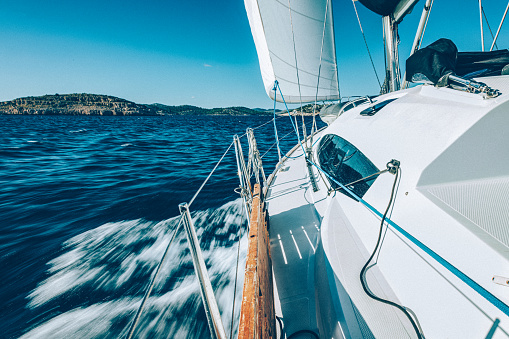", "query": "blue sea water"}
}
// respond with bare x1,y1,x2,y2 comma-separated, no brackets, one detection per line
0,114,321,338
